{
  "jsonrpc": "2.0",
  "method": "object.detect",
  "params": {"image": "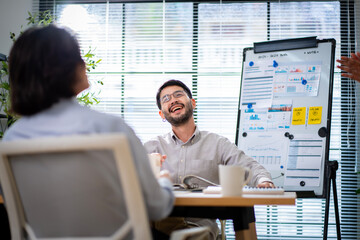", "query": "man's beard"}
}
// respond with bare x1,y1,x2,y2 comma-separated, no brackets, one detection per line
163,100,193,127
